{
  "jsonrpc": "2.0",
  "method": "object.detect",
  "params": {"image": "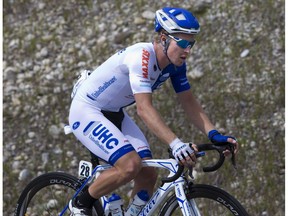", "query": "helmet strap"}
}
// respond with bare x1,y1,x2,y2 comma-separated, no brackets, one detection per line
162,38,172,63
